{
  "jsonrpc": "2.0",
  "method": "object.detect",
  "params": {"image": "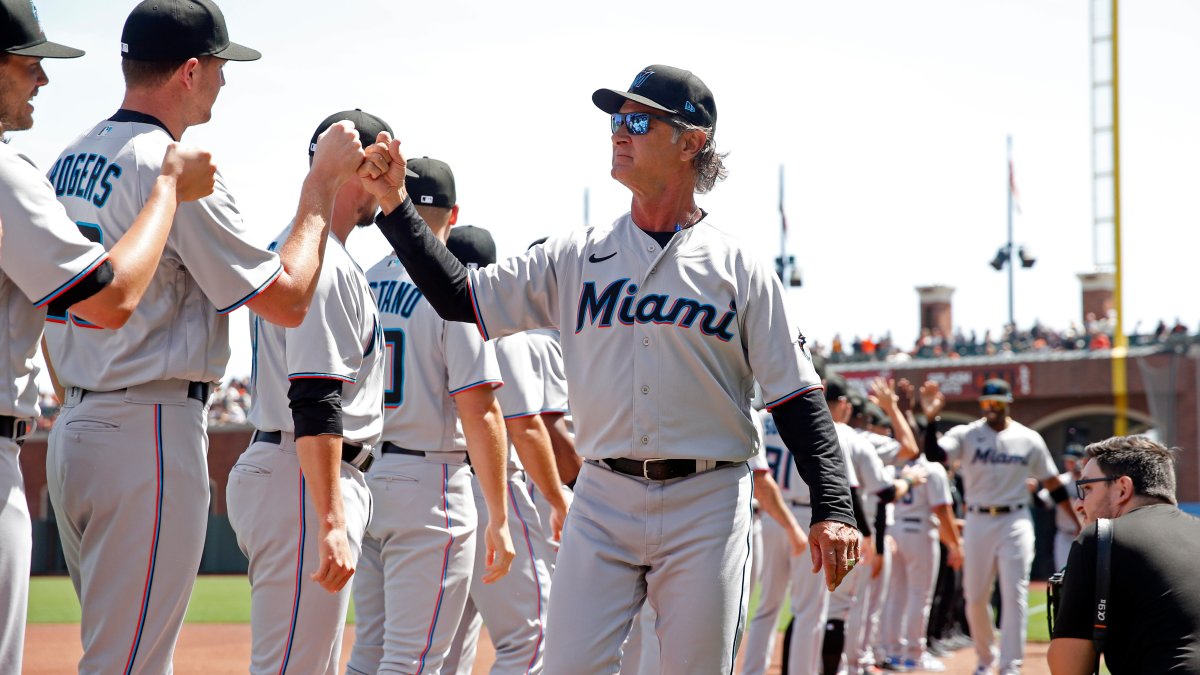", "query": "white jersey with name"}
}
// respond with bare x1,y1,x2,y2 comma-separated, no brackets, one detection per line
893,457,952,532
759,410,859,504
0,143,107,418
367,253,500,451
248,230,383,445
939,418,1057,507
467,213,822,462
45,118,281,390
